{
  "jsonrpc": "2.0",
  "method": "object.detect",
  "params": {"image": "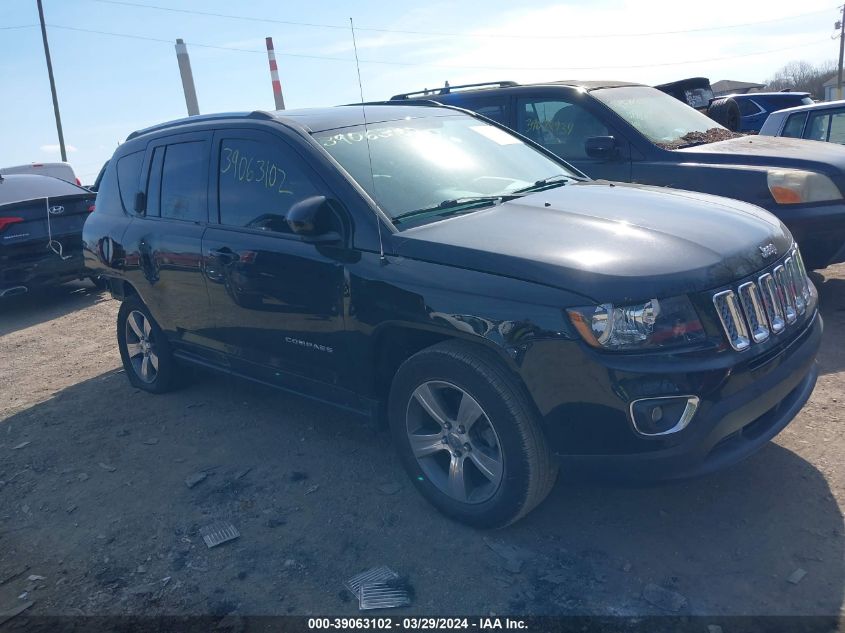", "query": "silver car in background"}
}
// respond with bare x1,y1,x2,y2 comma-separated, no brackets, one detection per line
759,100,845,145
